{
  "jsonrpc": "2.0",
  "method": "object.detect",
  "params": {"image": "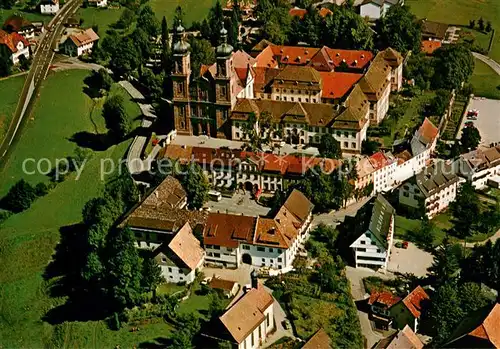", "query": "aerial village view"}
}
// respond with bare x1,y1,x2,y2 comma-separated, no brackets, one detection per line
0,0,500,347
